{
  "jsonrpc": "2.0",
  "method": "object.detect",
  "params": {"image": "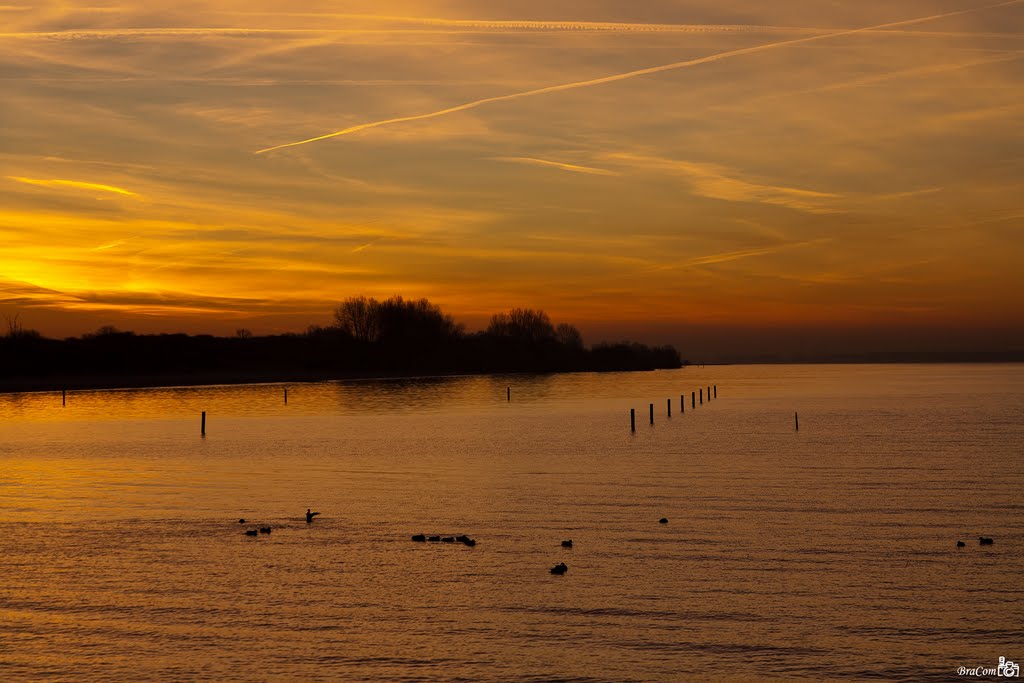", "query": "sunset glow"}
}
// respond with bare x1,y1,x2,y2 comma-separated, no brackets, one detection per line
3,0,1022,355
